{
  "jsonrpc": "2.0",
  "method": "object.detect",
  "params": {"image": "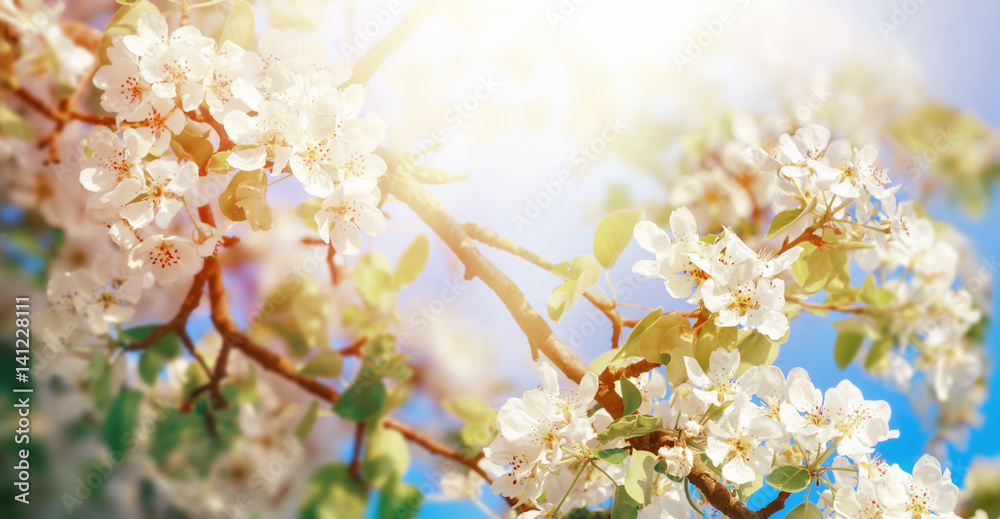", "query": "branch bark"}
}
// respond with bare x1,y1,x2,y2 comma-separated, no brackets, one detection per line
381,151,625,418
